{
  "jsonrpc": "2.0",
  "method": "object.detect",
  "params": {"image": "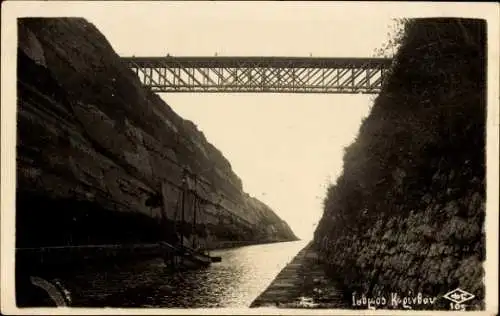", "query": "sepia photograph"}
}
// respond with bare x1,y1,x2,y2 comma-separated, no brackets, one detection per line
1,1,499,315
